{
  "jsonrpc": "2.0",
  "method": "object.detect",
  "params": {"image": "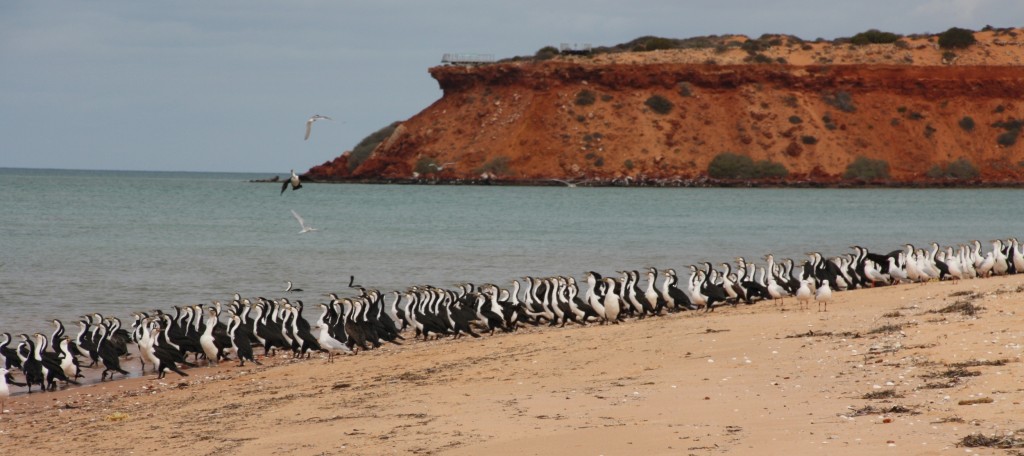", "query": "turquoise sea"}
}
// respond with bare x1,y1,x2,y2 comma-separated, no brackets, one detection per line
1,168,1021,336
